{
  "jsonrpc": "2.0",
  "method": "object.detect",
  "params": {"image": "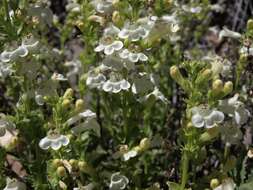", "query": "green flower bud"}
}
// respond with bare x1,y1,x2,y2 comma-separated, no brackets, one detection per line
196,69,213,86
199,127,219,143
170,66,191,93
139,138,150,151
210,178,220,189
247,19,253,31
112,11,121,25
212,79,223,91
75,99,85,112
223,81,233,95
62,99,71,108
5,136,19,151
52,159,62,168
63,88,74,99
69,159,78,169
78,161,89,172
57,166,67,177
